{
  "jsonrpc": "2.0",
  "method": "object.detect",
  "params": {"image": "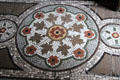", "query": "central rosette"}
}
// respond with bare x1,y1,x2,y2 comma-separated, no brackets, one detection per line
48,25,67,40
